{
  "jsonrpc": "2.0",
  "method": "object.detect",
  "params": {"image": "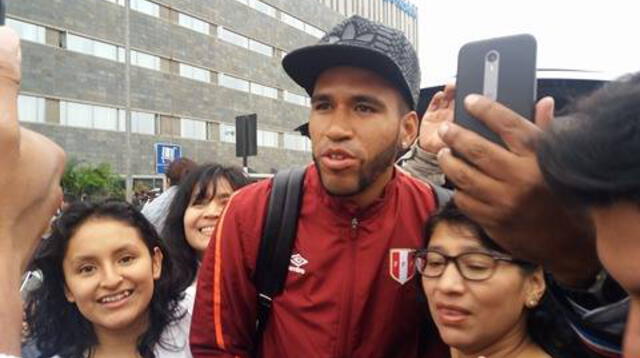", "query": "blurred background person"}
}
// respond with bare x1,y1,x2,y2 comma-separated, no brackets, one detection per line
162,164,249,305
142,157,196,233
